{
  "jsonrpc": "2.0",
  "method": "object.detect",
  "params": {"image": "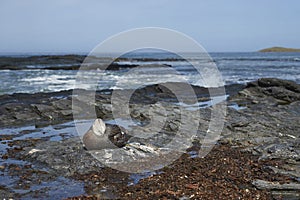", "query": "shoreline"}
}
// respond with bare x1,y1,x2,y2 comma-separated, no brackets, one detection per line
1,52,299,96
0,78,299,199
0,82,244,128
